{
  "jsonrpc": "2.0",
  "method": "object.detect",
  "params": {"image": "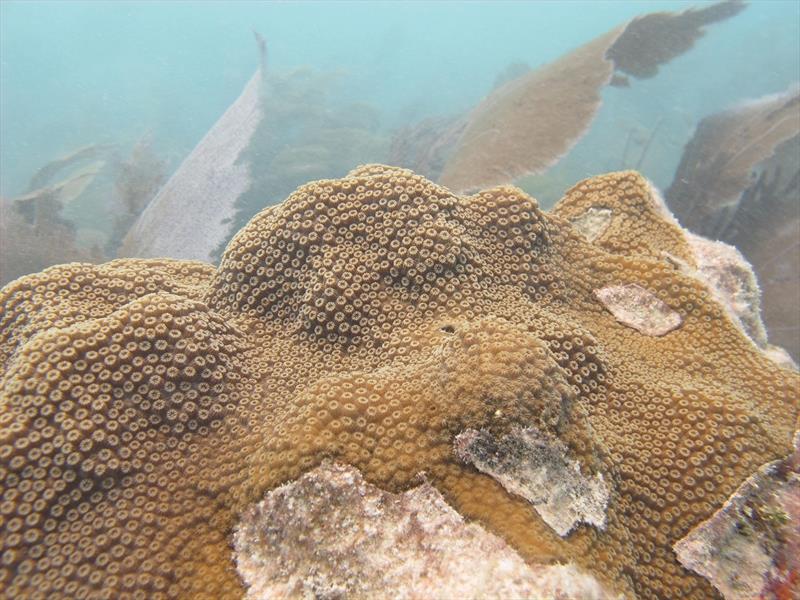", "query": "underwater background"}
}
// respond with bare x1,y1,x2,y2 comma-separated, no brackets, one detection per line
2,0,798,197
1,0,799,356
2,3,800,599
